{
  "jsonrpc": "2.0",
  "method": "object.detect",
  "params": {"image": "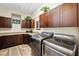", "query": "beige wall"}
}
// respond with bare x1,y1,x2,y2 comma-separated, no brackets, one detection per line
0,5,30,19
